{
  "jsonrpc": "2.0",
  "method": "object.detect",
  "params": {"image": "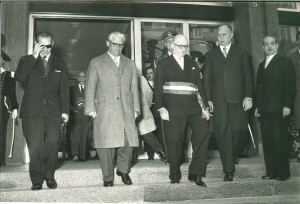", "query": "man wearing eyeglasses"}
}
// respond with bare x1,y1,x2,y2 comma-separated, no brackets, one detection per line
203,24,253,182
15,31,69,190
154,34,210,187
85,31,140,187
